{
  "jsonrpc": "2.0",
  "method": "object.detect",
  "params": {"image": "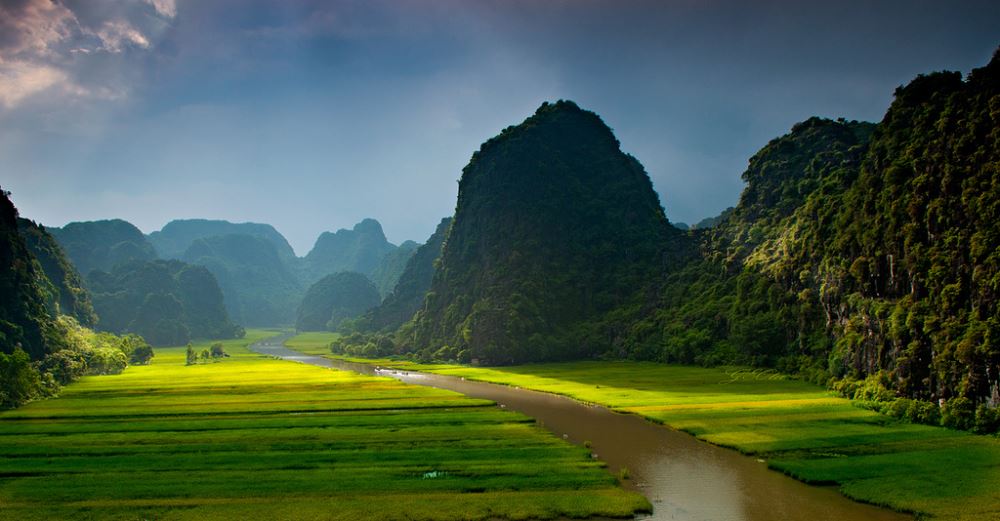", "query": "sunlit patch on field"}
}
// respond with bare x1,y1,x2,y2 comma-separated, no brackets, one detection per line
0,331,648,521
